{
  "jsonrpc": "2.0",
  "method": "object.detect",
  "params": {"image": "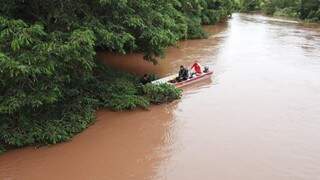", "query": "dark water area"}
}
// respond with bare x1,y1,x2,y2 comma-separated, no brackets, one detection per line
1,13,320,180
